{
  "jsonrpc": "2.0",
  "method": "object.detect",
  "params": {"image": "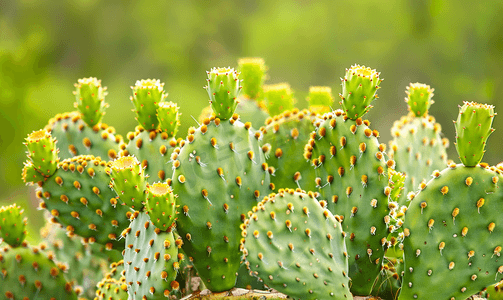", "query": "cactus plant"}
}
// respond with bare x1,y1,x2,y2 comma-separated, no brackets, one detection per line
399,102,502,299
389,83,449,208
304,65,393,295
0,204,27,248
171,67,272,292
